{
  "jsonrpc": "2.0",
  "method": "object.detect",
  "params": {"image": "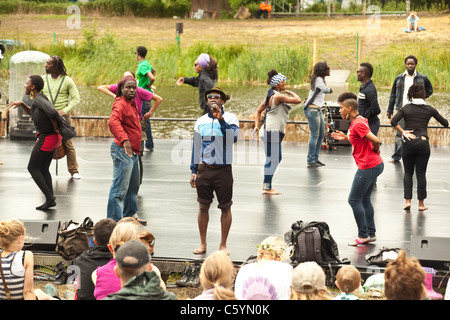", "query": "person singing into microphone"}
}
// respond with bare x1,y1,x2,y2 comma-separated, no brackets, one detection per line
190,87,239,256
